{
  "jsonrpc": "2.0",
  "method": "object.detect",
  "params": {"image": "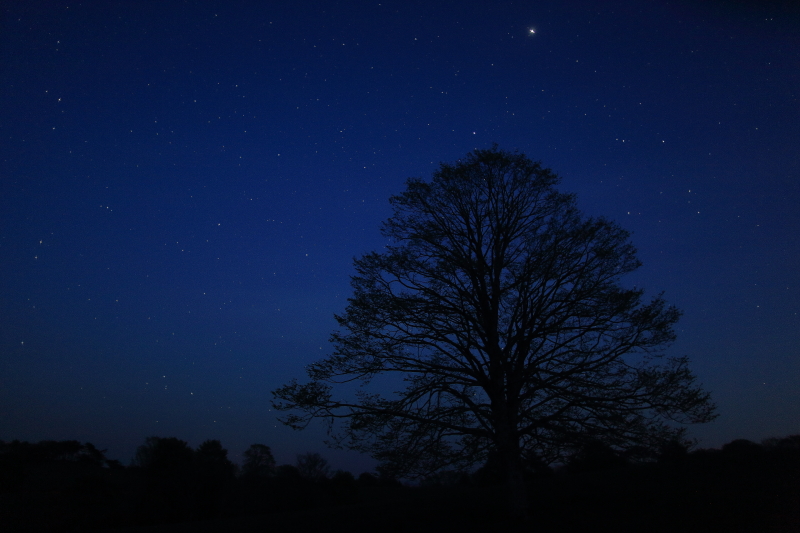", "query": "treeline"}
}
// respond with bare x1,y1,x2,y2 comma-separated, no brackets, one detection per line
0,437,398,531
1,435,799,532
